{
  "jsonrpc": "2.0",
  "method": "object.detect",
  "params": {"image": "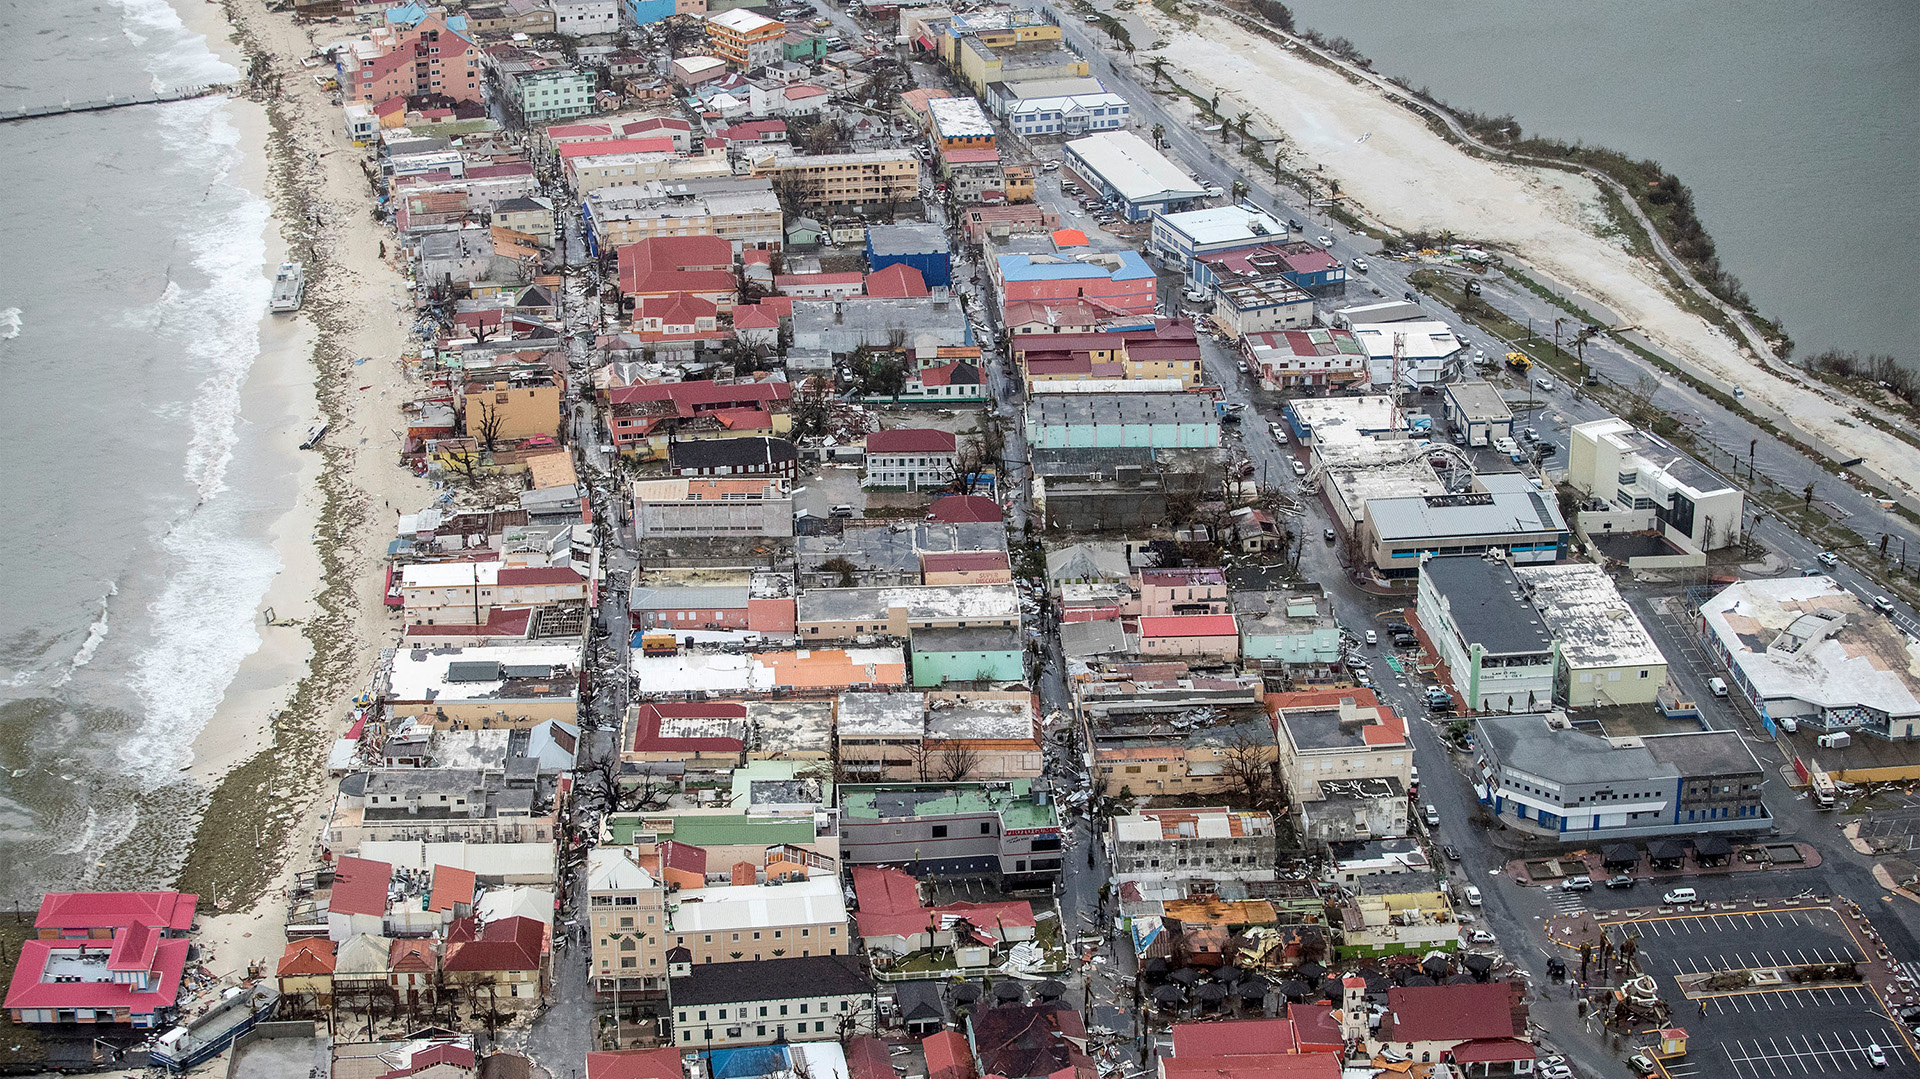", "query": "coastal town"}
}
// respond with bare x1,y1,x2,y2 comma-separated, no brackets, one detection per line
9,2,1920,1079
